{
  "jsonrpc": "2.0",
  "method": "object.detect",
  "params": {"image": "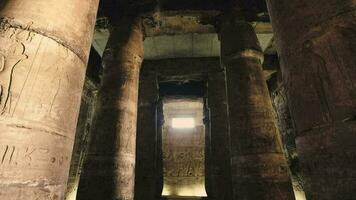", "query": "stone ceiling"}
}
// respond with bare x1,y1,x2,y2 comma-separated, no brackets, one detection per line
93,30,274,60
92,11,275,60
92,0,277,68
97,0,269,21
